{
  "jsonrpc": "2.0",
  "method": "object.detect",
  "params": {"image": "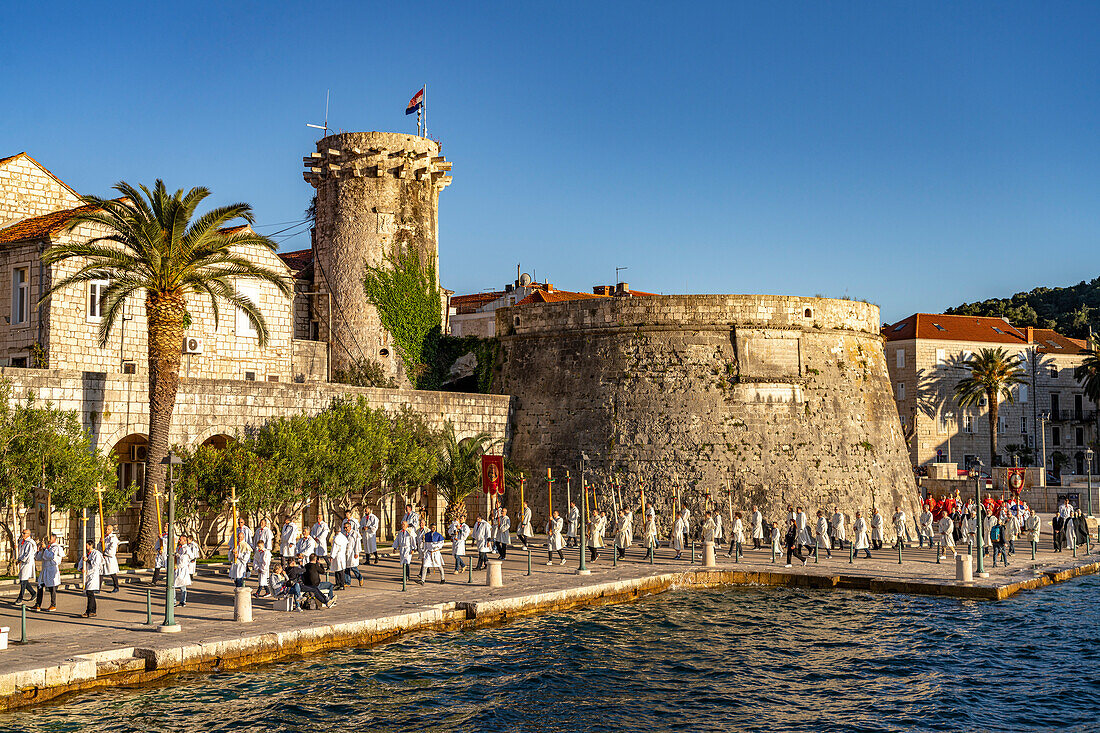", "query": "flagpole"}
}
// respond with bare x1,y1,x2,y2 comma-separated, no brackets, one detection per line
423,82,427,139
